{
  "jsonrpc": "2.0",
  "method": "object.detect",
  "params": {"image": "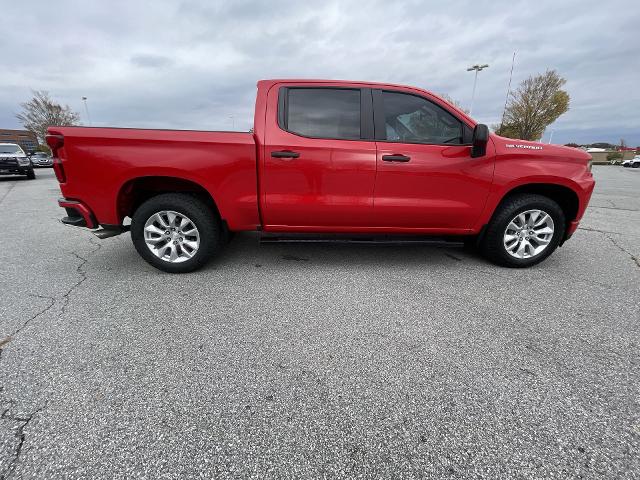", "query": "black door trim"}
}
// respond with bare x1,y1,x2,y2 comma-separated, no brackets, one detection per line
372,89,386,141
